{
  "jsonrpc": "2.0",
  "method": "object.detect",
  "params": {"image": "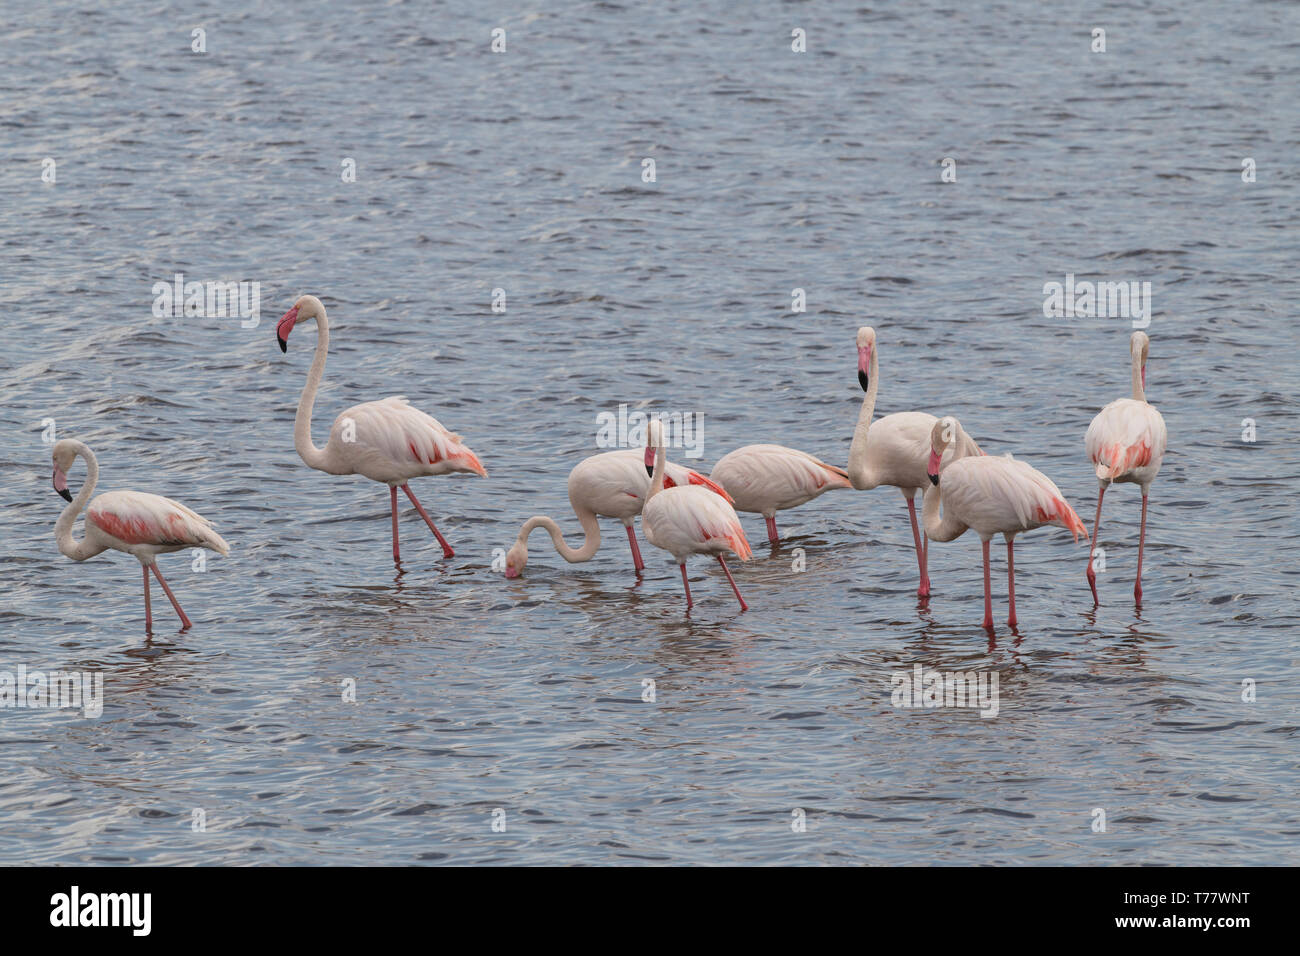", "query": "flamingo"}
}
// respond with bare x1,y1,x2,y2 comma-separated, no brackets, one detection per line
50,439,230,633
275,295,487,564
847,326,983,596
922,417,1088,629
642,419,753,610
504,448,732,578
1084,331,1168,605
707,444,851,544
